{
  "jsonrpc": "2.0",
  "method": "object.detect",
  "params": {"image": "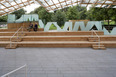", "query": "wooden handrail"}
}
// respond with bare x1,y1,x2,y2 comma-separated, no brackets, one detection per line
10,26,23,47
91,29,101,48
